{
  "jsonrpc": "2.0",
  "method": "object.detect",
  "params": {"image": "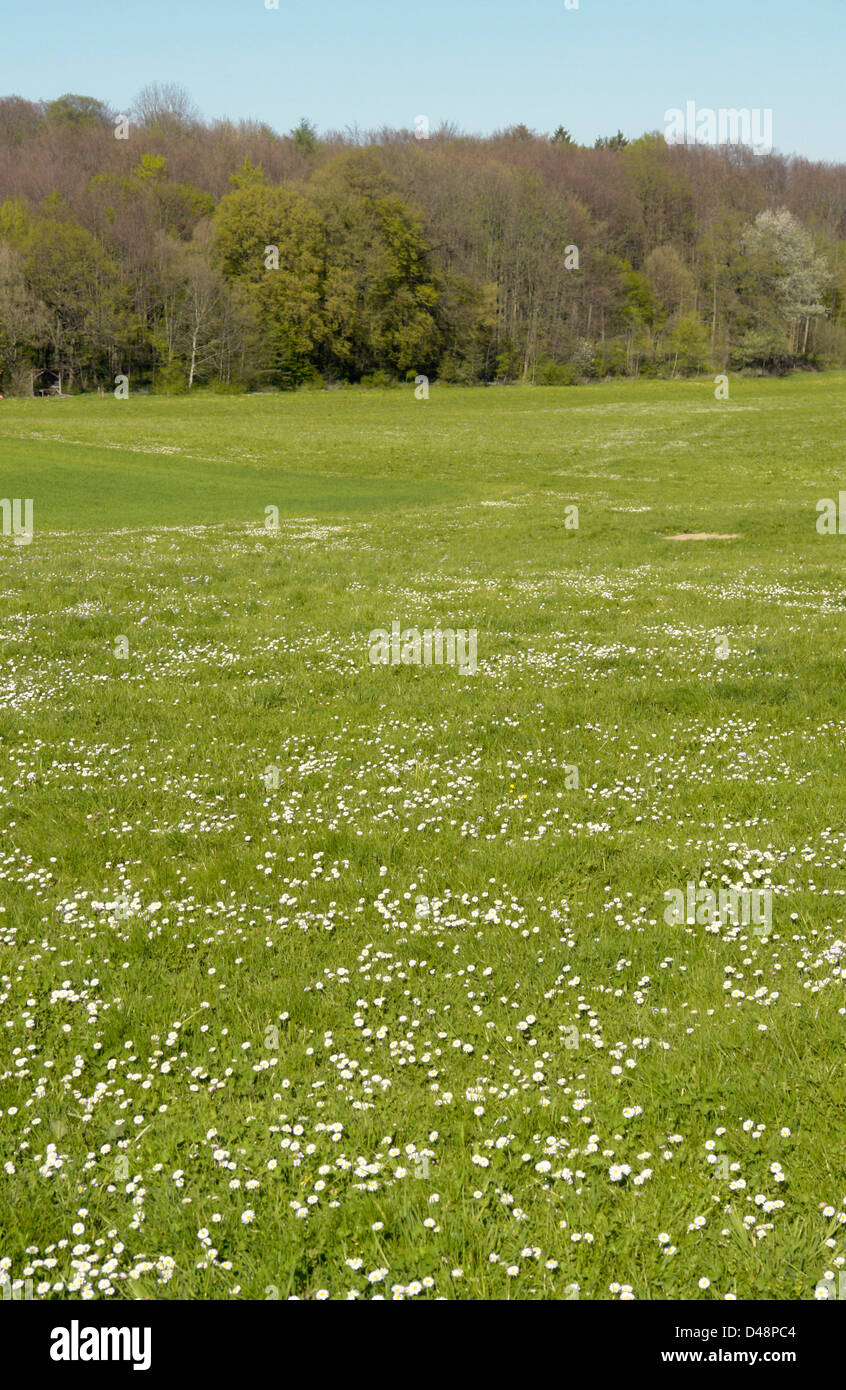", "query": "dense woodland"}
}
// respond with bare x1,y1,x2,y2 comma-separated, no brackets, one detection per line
0,87,845,393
